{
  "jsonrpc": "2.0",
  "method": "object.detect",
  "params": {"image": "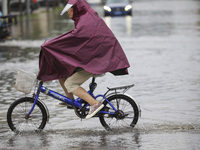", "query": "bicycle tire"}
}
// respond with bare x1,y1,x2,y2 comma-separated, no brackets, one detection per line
99,94,139,131
7,97,47,133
